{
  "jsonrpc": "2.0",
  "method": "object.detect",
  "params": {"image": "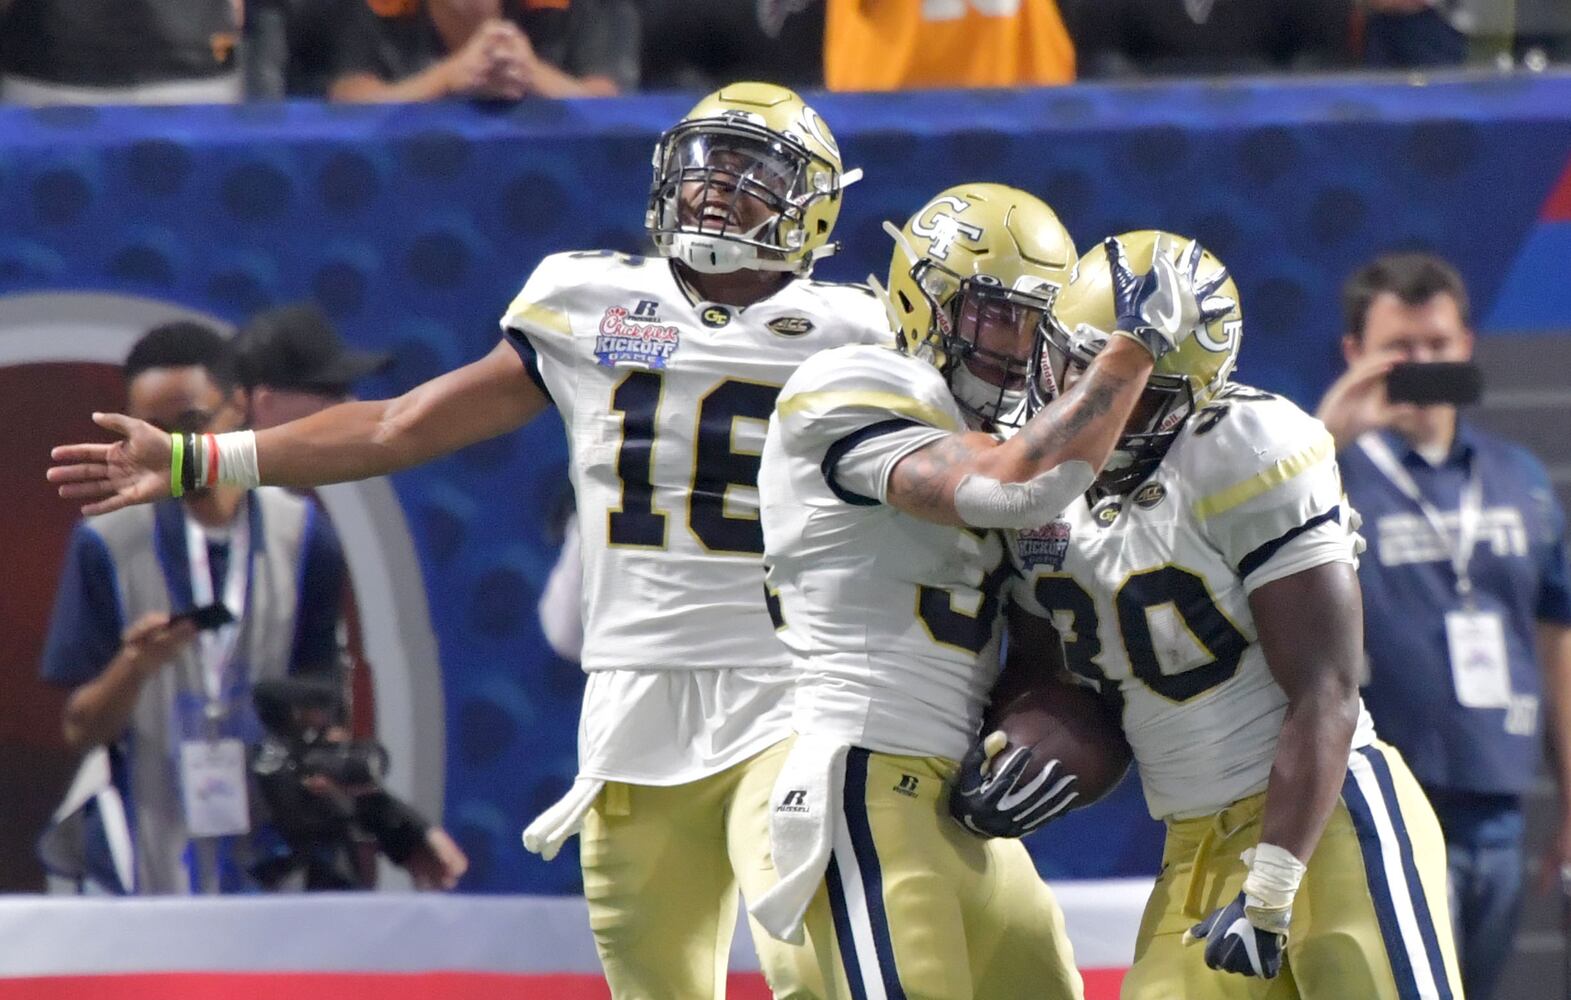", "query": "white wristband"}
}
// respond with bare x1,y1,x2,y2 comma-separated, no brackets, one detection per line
212,430,261,489
1241,842,1306,928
